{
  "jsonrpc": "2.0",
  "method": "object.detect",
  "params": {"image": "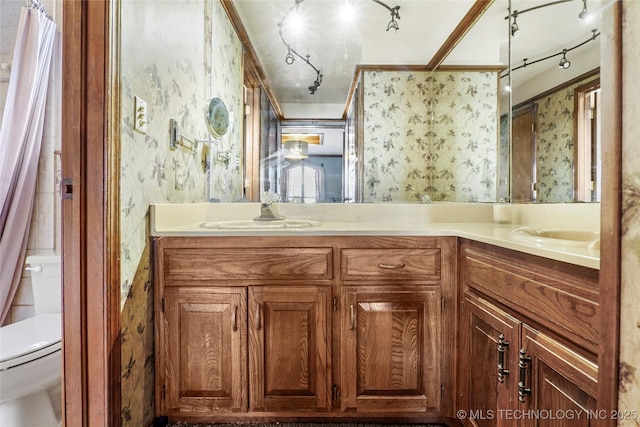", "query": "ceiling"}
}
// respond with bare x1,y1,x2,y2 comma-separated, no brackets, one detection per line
230,0,605,119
